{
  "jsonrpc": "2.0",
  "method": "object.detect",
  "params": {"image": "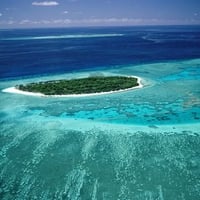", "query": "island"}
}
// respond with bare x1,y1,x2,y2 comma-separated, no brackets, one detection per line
2,76,143,97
